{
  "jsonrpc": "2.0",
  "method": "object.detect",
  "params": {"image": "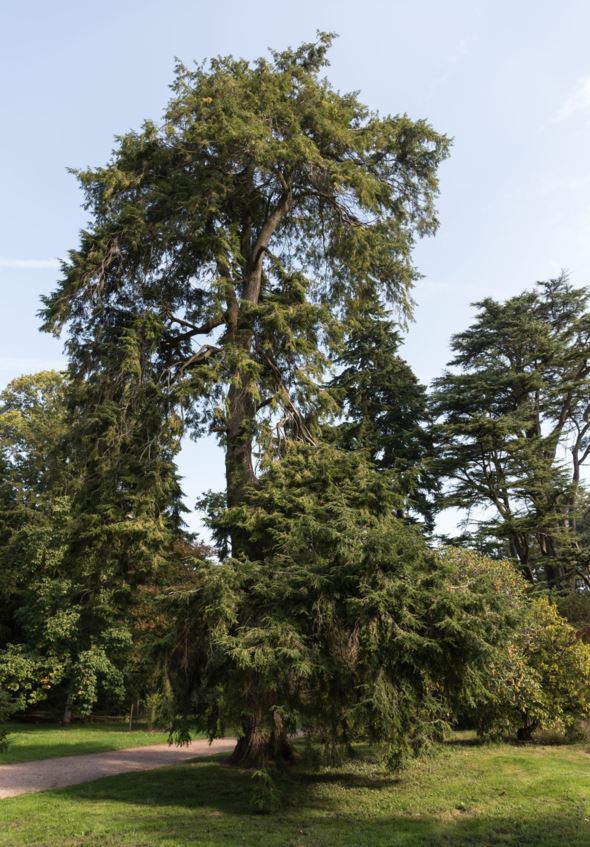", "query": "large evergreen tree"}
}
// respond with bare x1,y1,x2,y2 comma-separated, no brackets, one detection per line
41,33,449,559
39,34,452,757
327,308,435,526
432,275,590,590
167,444,523,767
